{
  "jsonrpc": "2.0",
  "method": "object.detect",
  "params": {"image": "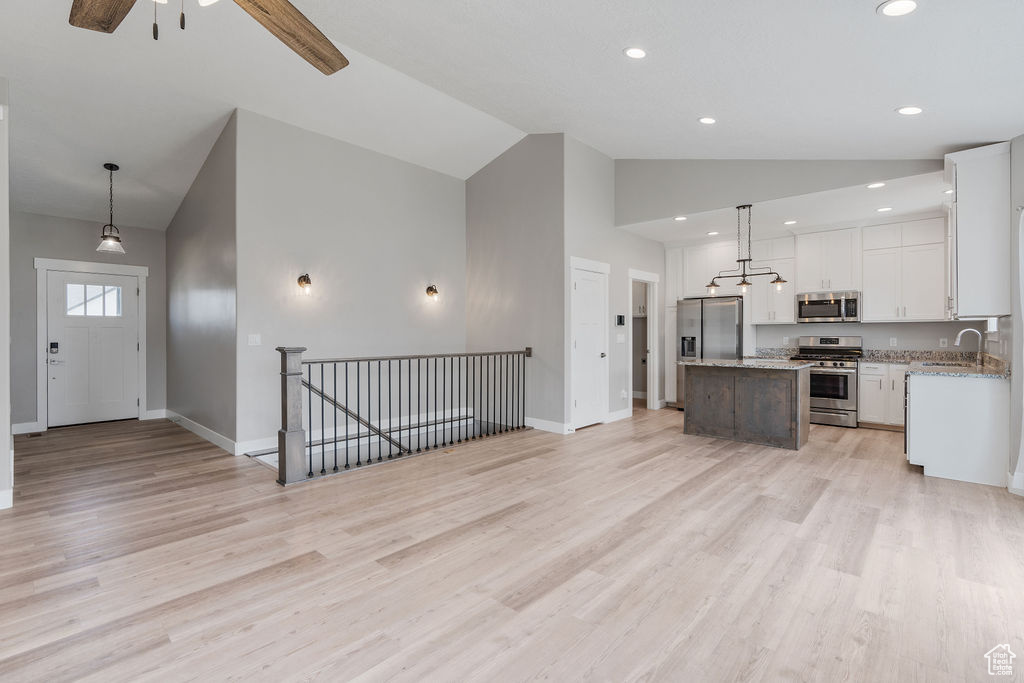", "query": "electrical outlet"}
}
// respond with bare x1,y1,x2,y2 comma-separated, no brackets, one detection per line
247,334,262,346
889,337,898,348
782,336,790,346
939,338,948,348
